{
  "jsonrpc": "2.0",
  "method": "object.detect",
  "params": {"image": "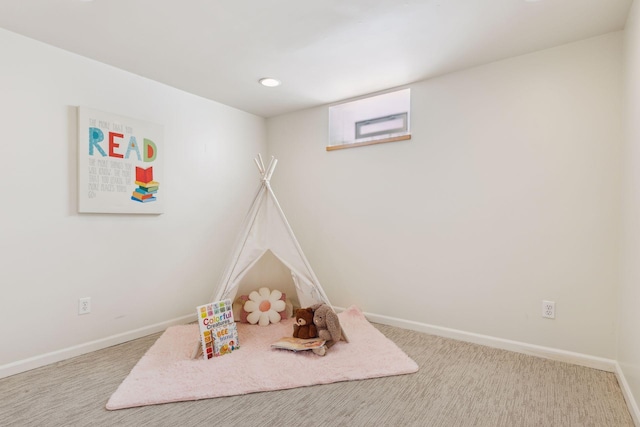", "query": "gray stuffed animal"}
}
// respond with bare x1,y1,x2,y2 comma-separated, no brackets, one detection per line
311,303,342,344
